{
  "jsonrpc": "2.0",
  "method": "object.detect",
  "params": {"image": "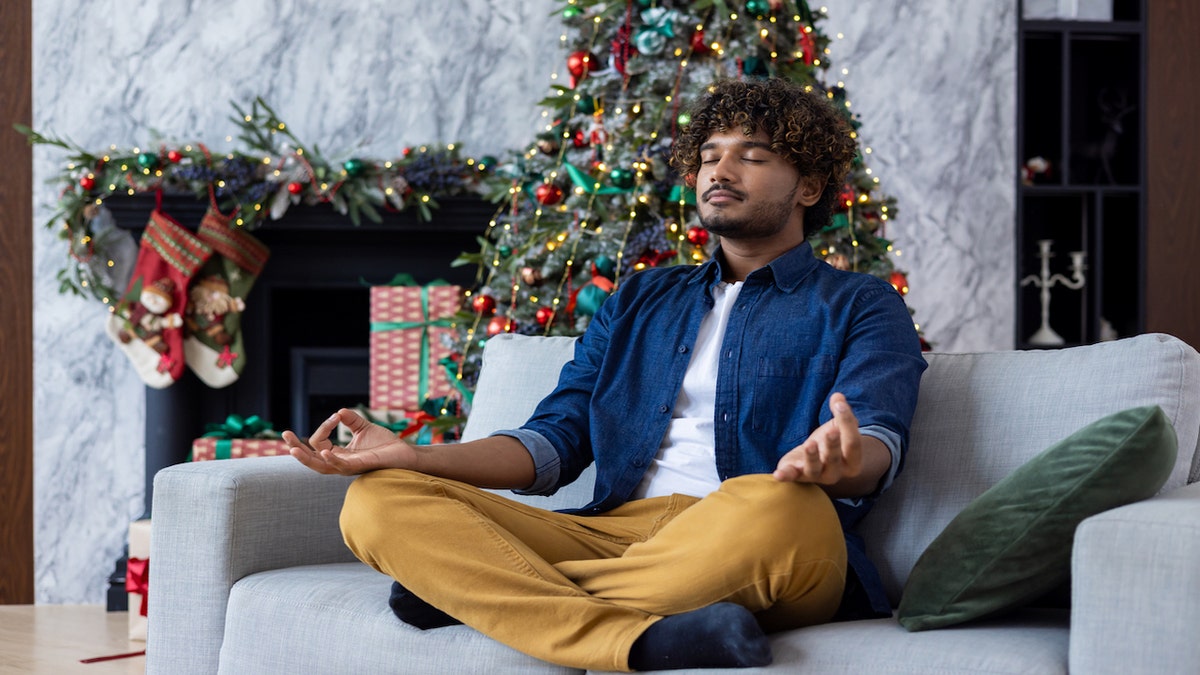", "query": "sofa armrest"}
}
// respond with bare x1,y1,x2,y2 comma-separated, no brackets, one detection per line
1070,481,1200,674
147,456,357,675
